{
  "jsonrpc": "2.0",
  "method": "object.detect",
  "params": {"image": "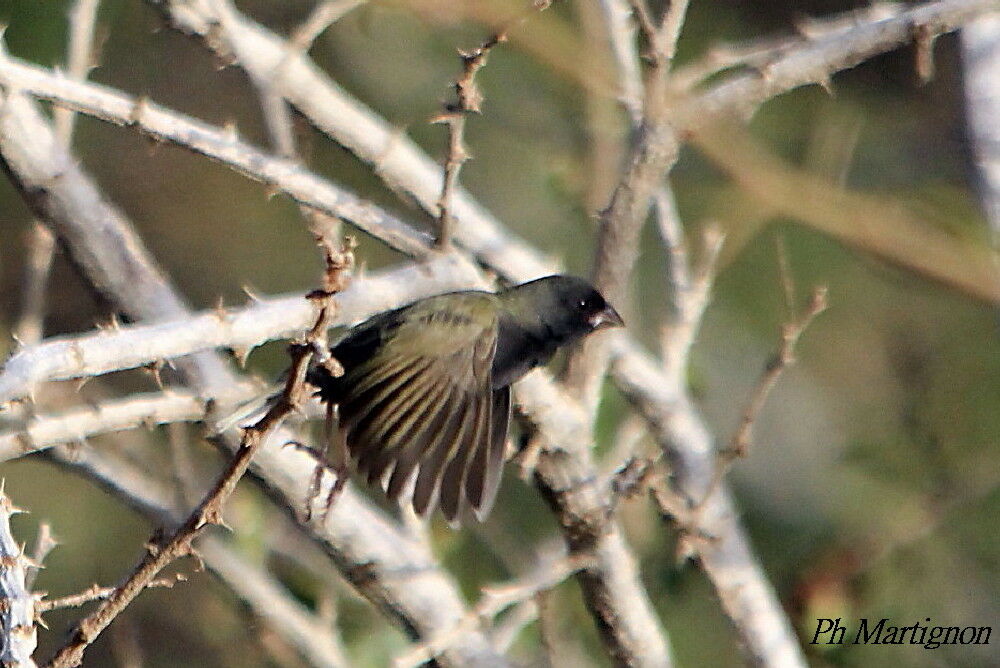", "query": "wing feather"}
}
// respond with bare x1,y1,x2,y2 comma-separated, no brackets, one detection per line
466,386,511,519
413,392,474,516
359,371,453,486
385,382,460,502
322,292,508,521
440,390,491,523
